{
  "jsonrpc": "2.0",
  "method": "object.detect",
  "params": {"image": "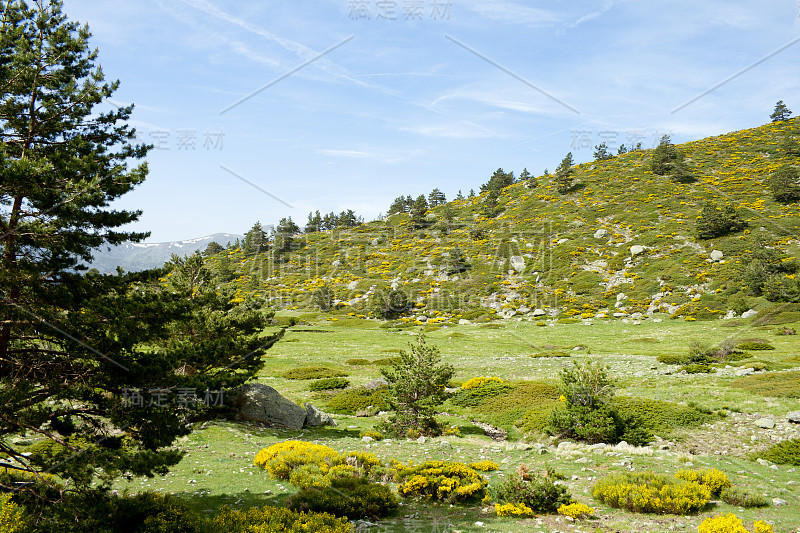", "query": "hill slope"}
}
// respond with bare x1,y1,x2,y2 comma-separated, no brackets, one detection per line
206,119,800,323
